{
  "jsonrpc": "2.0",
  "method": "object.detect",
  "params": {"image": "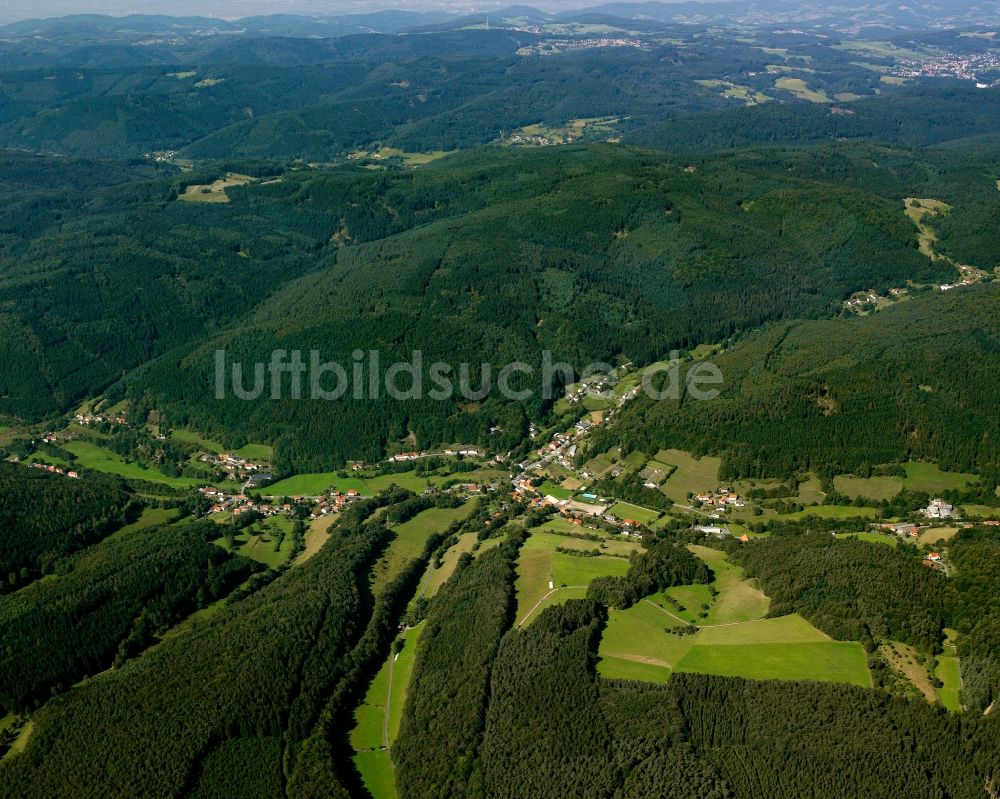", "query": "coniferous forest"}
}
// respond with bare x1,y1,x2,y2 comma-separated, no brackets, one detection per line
1,6,1000,799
